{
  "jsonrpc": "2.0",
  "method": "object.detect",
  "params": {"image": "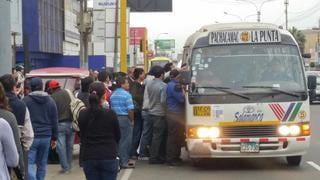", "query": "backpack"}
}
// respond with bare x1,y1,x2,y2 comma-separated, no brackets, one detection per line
66,89,86,132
